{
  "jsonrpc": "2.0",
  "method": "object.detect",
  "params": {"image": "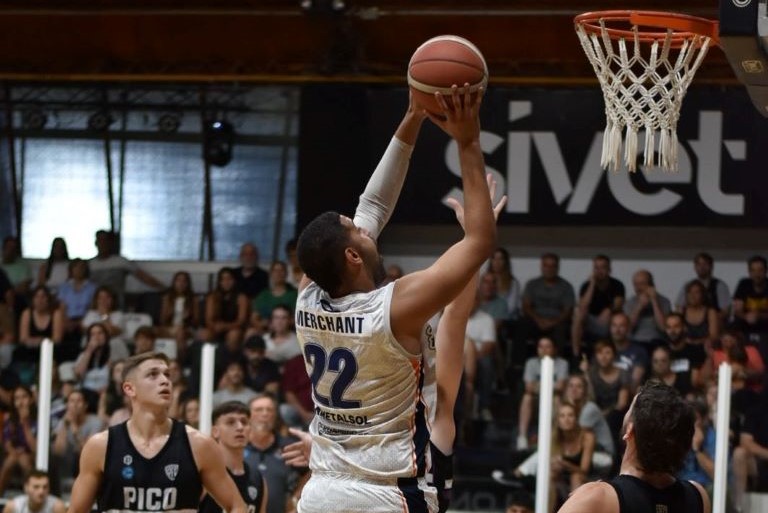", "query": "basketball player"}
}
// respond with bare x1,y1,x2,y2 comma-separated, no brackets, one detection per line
557,381,711,513
199,401,267,513
67,351,248,513
3,470,66,513
293,84,495,513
